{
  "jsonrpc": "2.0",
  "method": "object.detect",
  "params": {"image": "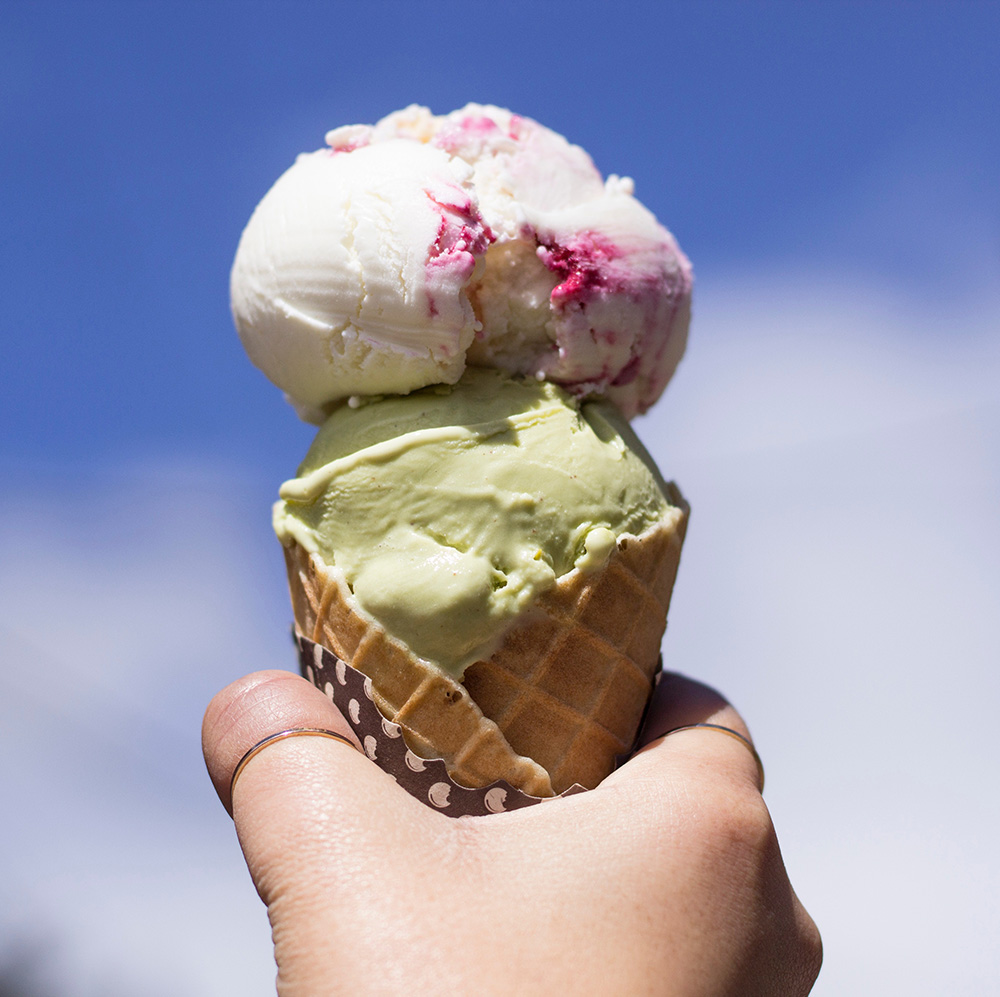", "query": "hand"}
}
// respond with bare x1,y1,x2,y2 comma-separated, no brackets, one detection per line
203,670,821,996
